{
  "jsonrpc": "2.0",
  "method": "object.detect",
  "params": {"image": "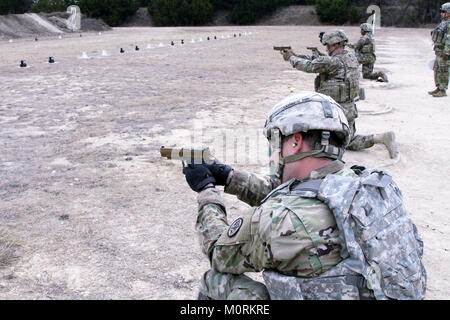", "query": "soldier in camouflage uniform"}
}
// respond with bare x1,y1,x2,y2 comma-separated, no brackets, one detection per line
182,92,426,300
280,30,398,158
348,23,389,82
428,3,450,98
